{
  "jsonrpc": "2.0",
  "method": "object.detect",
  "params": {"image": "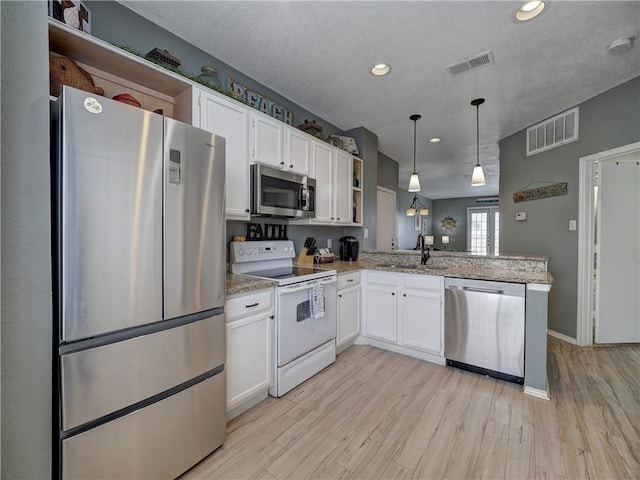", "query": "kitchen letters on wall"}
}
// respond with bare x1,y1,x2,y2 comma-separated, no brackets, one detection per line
229,78,293,125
